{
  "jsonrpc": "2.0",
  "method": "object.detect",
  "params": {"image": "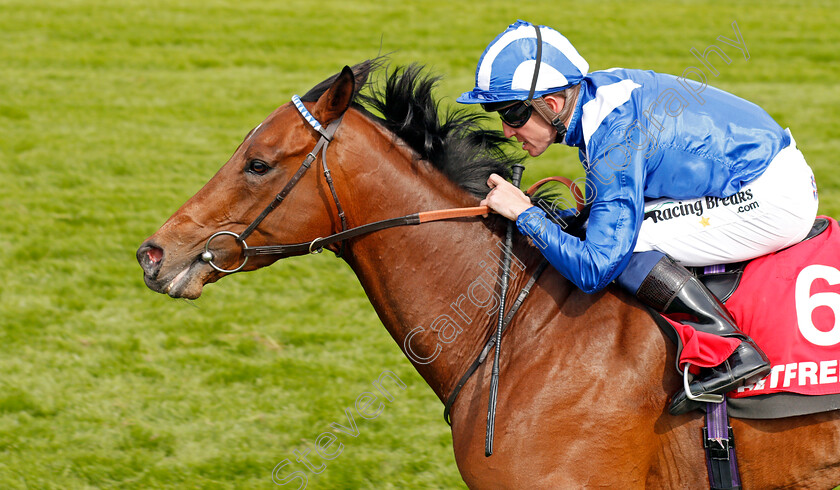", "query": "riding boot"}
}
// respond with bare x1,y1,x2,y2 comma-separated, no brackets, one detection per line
626,253,771,415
